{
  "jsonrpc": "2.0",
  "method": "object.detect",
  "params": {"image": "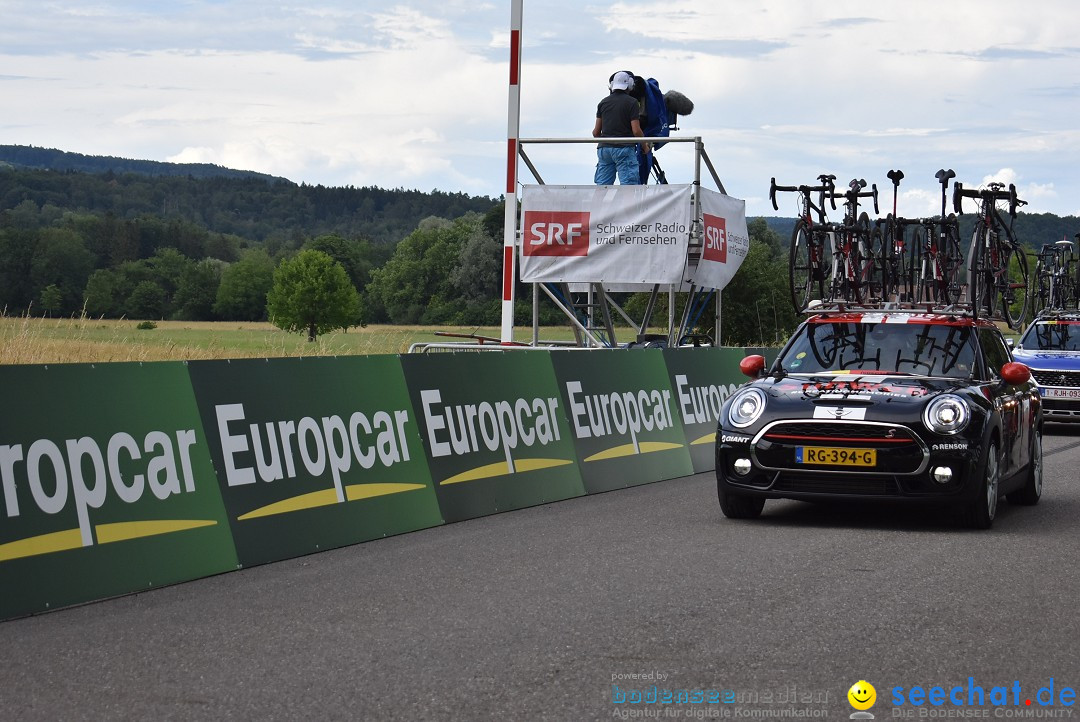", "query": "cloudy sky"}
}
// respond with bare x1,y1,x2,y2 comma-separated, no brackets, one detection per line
4,1,1080,219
